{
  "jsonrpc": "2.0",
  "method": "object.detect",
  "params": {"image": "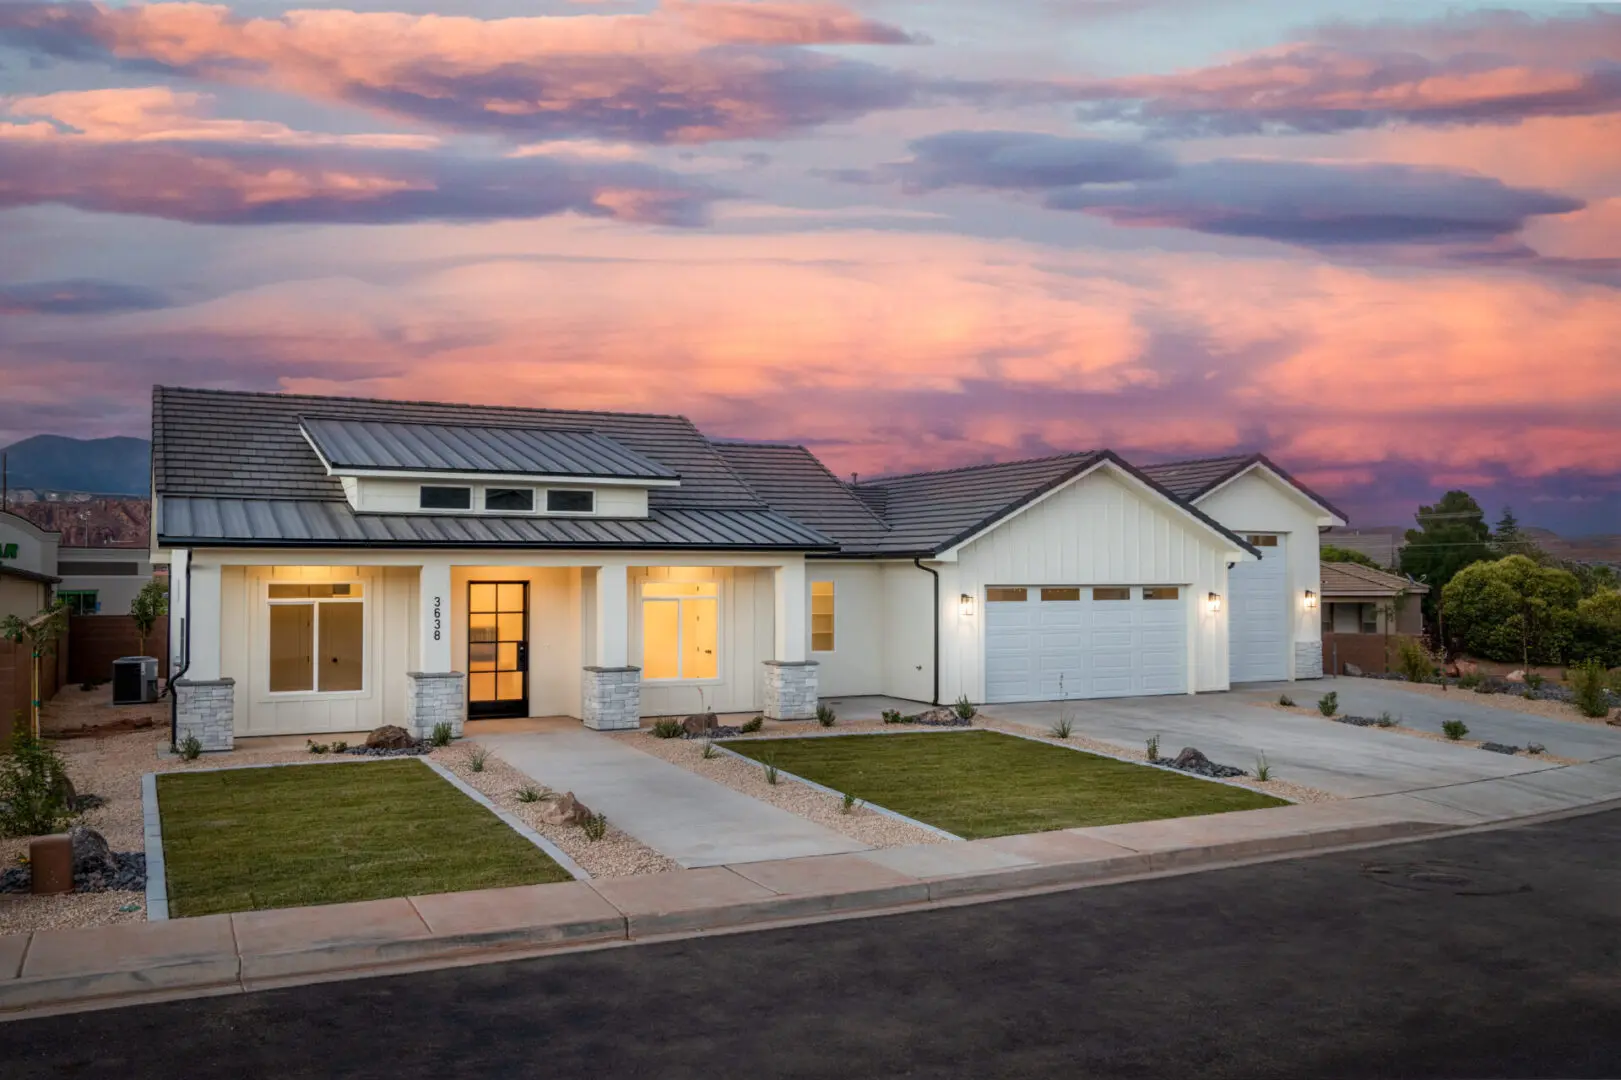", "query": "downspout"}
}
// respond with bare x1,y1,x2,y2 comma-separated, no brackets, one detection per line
165,553,193,749
912,557,940,706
